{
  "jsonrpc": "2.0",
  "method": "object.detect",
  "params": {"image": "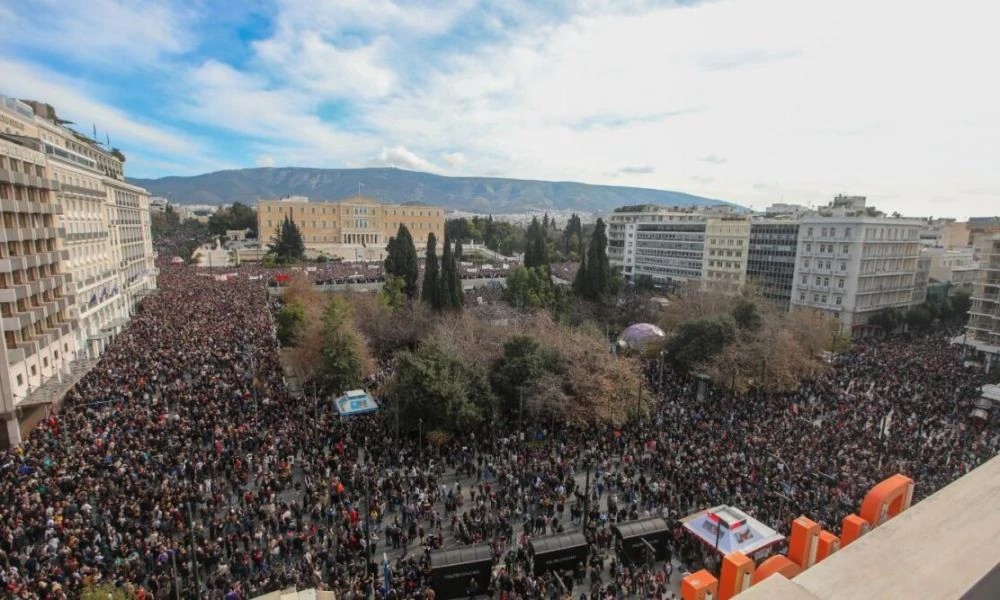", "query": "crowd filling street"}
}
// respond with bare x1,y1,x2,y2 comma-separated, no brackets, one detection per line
0,262,996,599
